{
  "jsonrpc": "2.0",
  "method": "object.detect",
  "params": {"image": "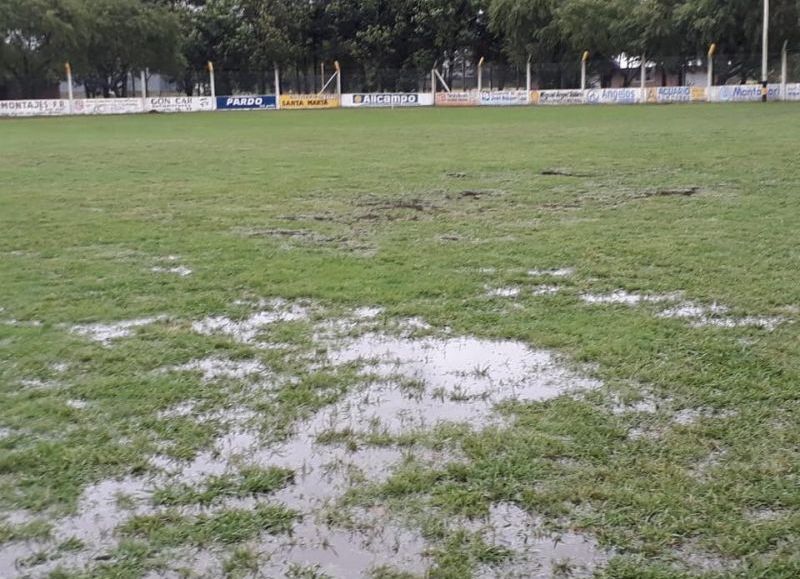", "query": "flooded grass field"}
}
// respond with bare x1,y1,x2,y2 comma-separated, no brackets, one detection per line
1,104,799,577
